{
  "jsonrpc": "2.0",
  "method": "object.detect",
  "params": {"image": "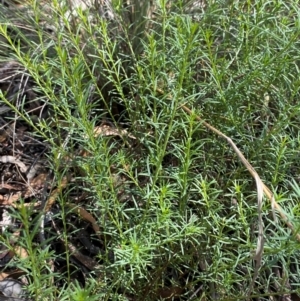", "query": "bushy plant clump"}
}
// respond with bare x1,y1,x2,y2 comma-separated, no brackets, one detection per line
0,0,300,300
